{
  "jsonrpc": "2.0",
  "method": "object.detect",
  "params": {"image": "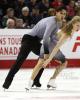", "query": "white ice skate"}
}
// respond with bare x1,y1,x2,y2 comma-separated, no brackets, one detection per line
47,79,57,89
25,79,33,91
1,87,6,92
